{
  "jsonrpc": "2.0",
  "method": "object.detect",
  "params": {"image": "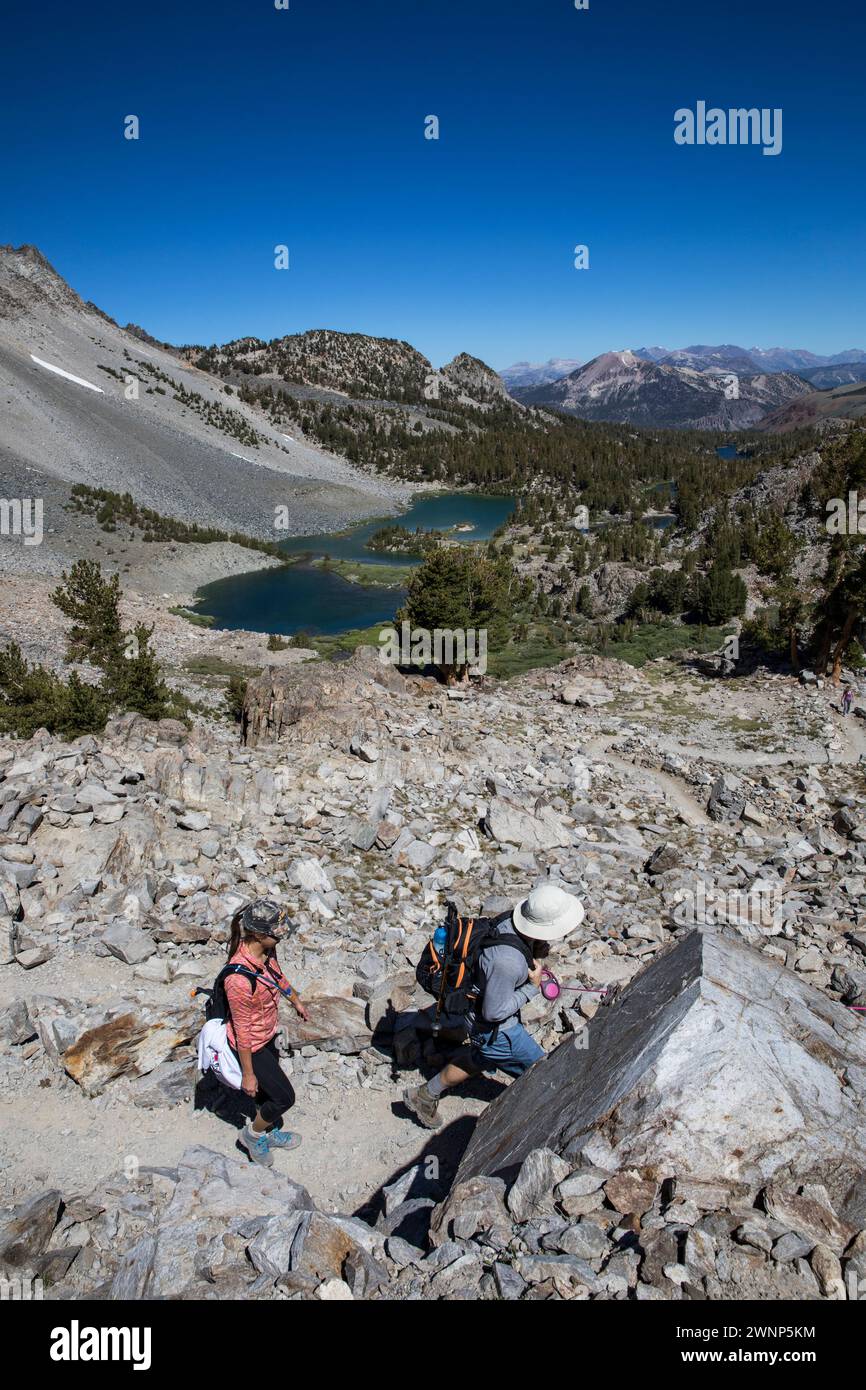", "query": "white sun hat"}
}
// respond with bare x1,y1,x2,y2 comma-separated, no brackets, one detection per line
512,883,585,942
